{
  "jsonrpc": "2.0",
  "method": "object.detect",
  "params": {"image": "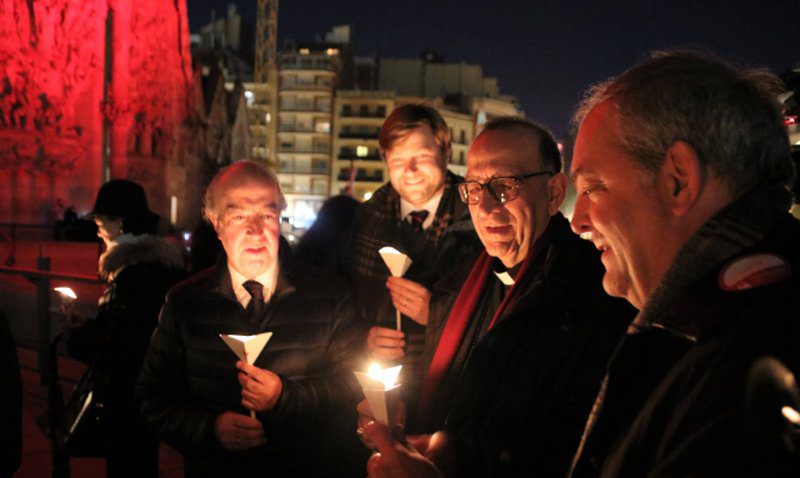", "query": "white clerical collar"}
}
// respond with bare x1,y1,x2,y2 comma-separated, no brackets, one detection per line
491,258,517,286
229,260,278,308
400,189,444,231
